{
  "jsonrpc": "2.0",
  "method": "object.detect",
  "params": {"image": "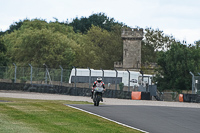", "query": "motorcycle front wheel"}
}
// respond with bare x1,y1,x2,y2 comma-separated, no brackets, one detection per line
93,93,97,106
96,94,100,106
